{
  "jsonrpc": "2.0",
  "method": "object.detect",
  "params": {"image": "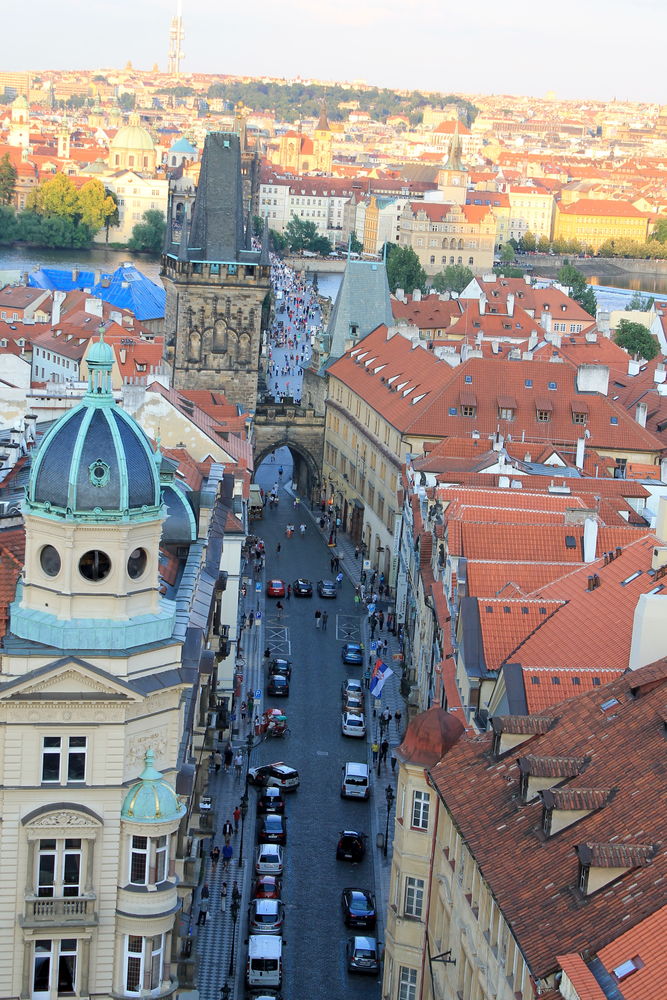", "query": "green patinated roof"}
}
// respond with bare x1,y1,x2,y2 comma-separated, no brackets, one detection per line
325,258,393,362
121,750,185,824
